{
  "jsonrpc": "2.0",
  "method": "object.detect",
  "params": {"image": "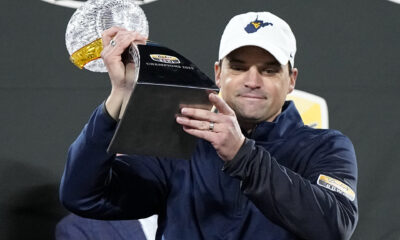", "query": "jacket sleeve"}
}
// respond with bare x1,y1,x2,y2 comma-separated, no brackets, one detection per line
222,133,358,240
59,103,171,220
55,214,89,240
